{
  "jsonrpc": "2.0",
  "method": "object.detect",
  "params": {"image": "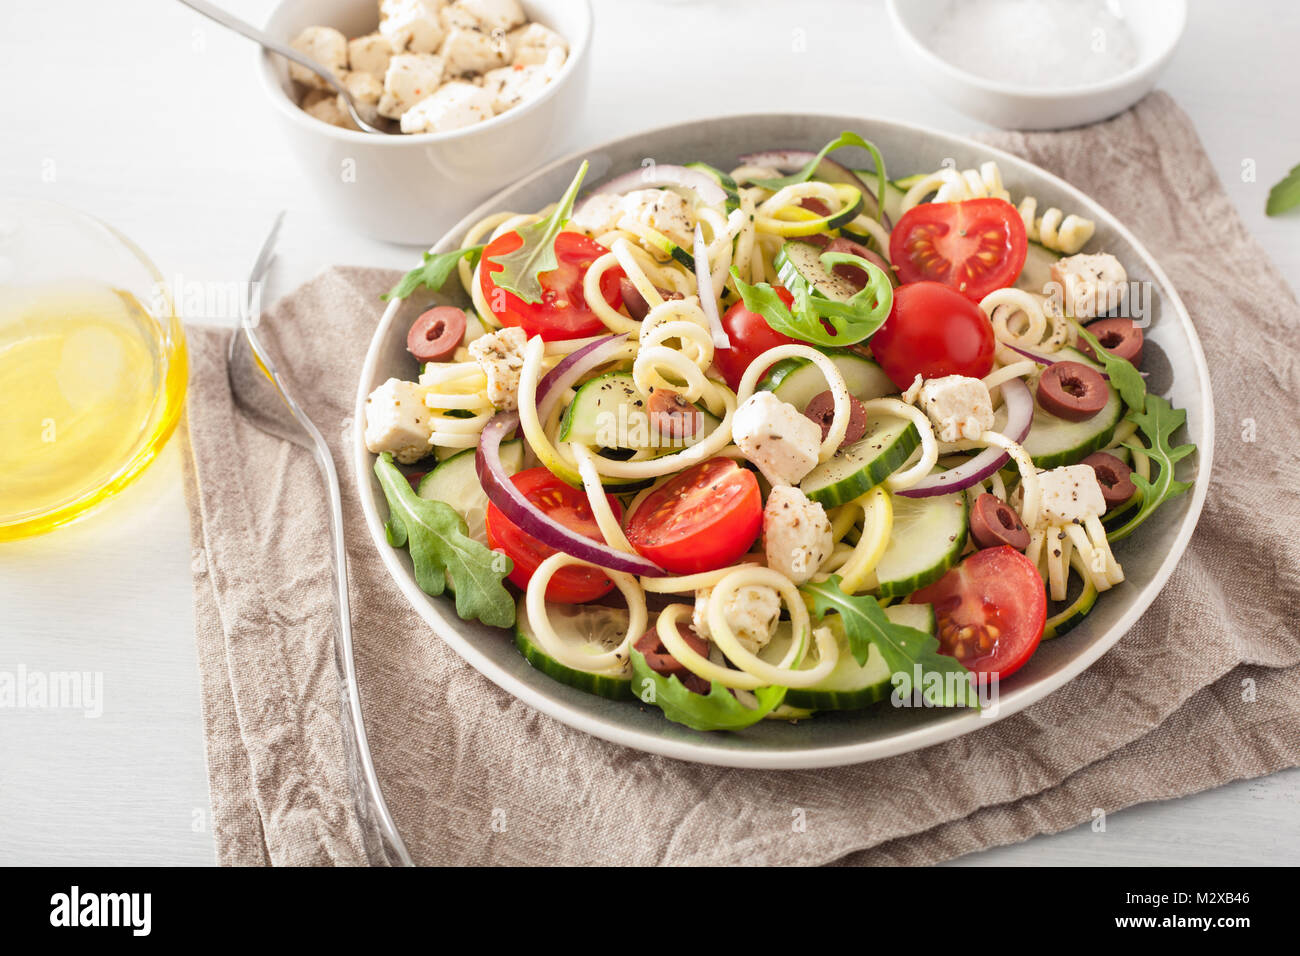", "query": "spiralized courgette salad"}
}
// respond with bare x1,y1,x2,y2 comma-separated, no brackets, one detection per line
366,132,1196,732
